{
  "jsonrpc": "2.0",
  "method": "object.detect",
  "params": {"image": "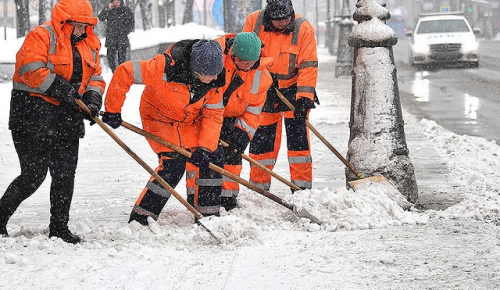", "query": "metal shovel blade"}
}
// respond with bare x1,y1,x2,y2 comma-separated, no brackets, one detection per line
292,205,322,225
347,175,413,210
196,219,222,244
